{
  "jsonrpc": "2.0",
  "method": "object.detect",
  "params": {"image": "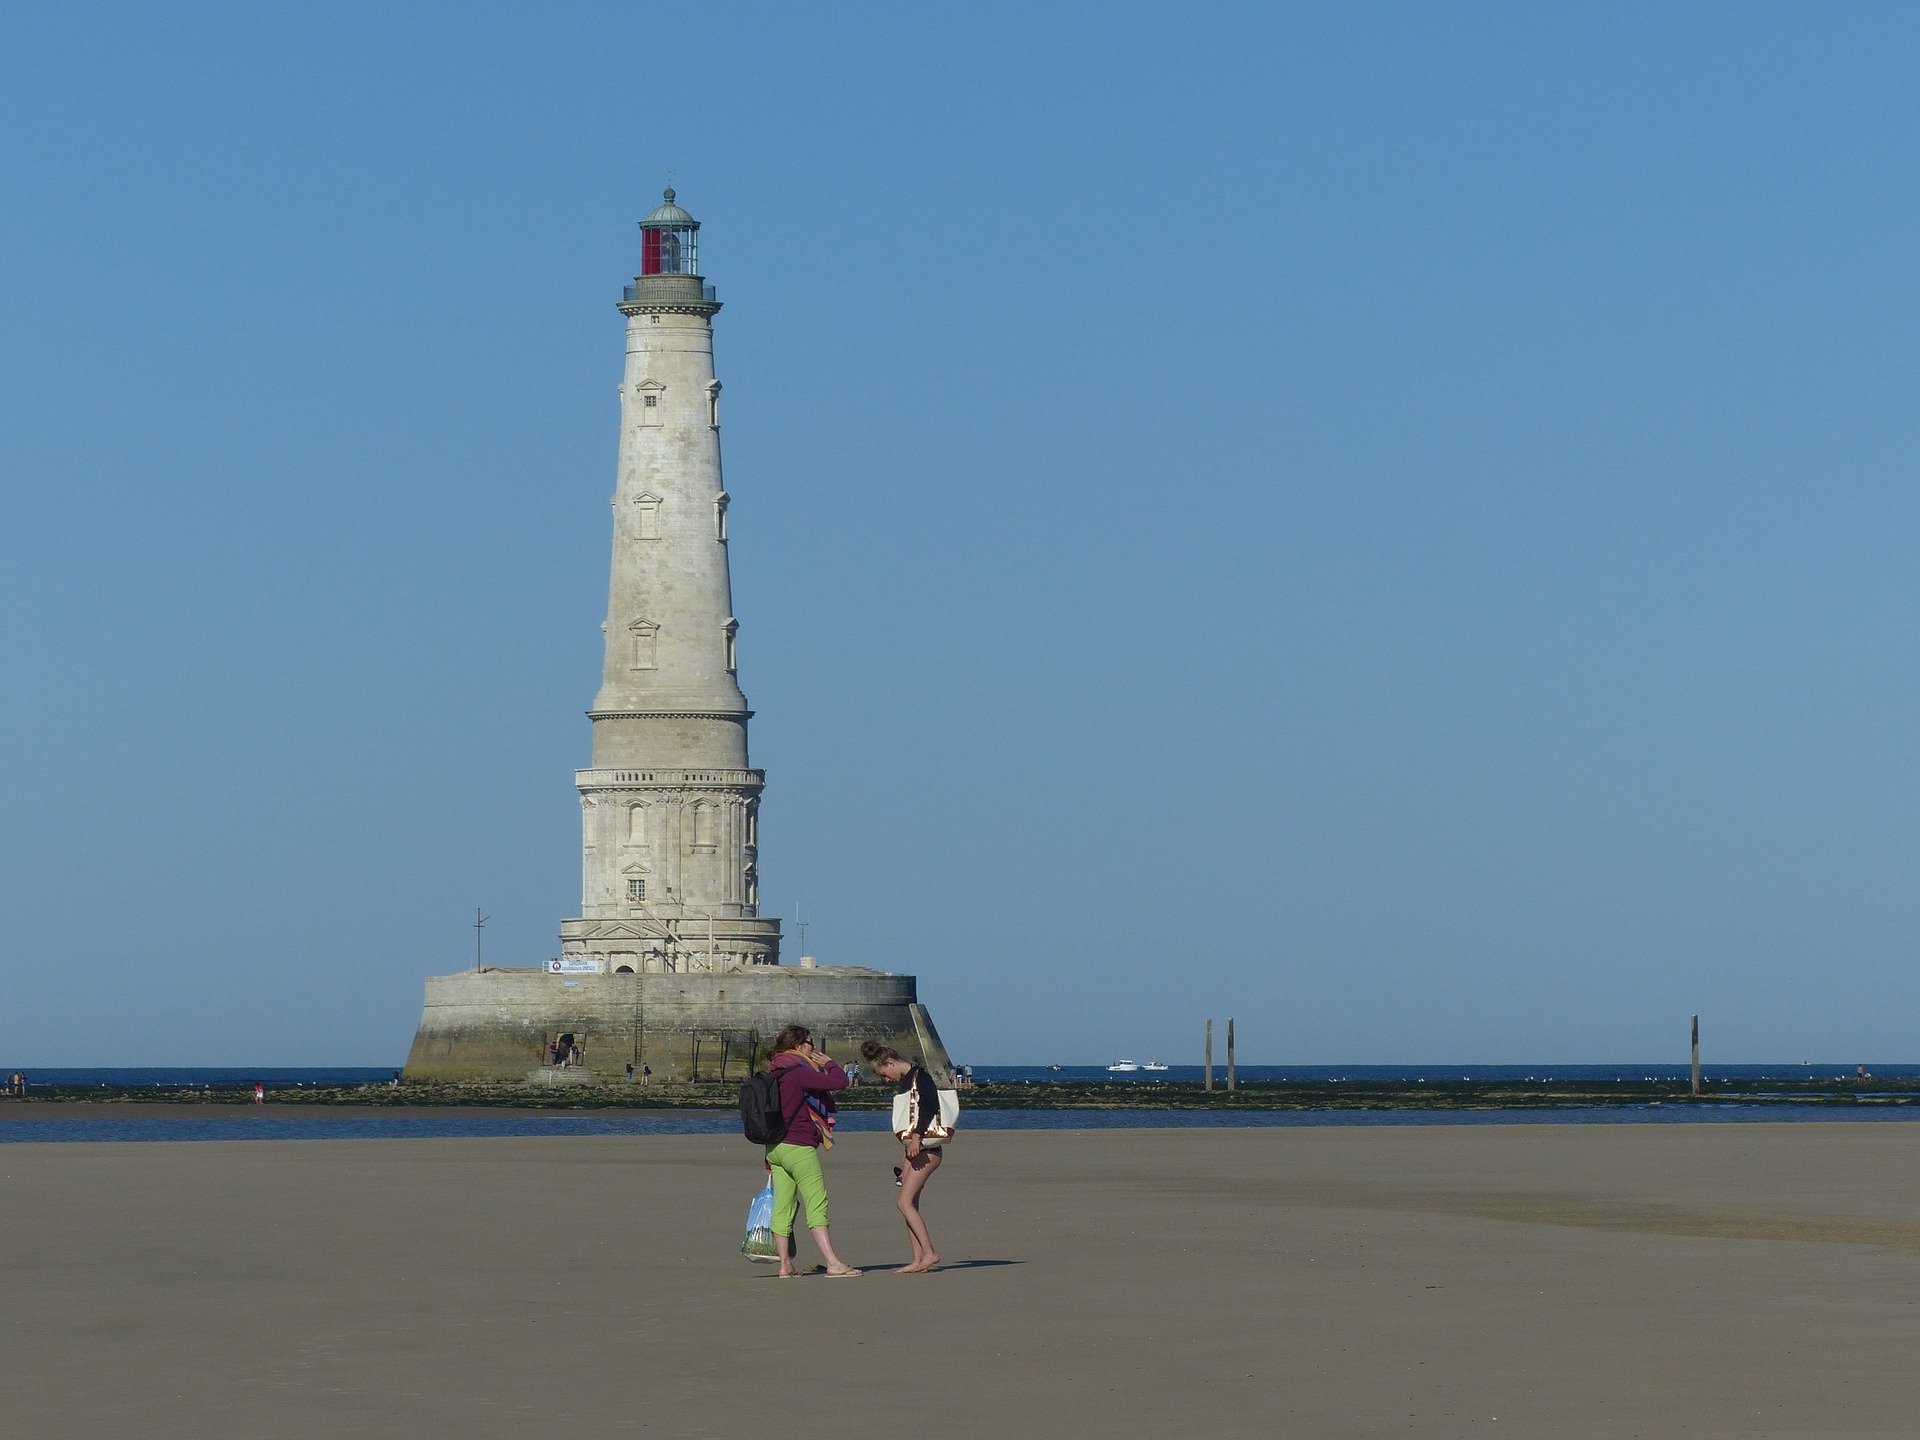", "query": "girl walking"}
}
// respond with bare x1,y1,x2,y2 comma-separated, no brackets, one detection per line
860,1041,949,1273
765,1026,860,1278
